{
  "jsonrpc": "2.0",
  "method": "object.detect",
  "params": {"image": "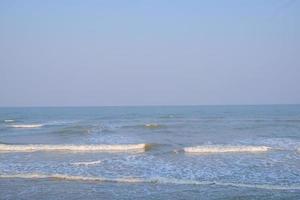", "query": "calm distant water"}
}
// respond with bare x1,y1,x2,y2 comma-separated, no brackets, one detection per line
1,105,300,200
